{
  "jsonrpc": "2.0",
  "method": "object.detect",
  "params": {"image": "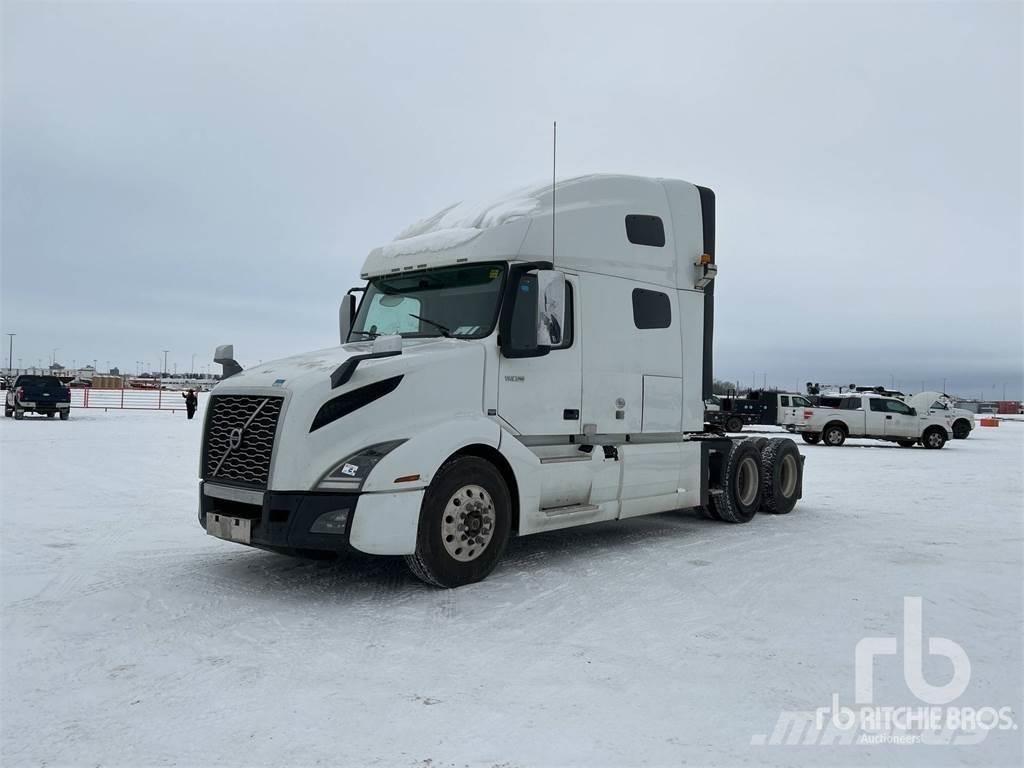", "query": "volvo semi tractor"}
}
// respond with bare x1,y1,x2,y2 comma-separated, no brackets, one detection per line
197,175,805,587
